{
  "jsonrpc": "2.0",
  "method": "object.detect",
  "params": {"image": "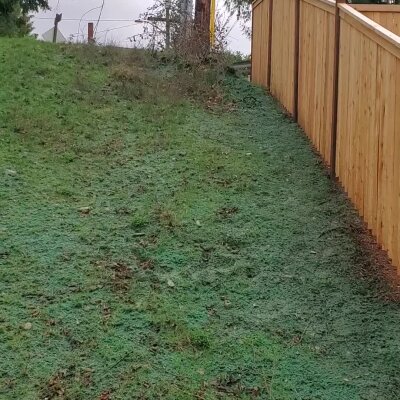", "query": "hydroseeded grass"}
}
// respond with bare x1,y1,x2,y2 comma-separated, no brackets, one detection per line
0,38,399,400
